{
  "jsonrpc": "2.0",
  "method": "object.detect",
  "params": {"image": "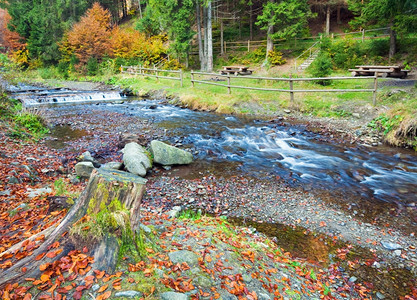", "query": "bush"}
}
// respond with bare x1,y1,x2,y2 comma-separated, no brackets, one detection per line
308,51,333,85
267,50,286,66
13,111,49,135
87,57,99,76
329,37,365,69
